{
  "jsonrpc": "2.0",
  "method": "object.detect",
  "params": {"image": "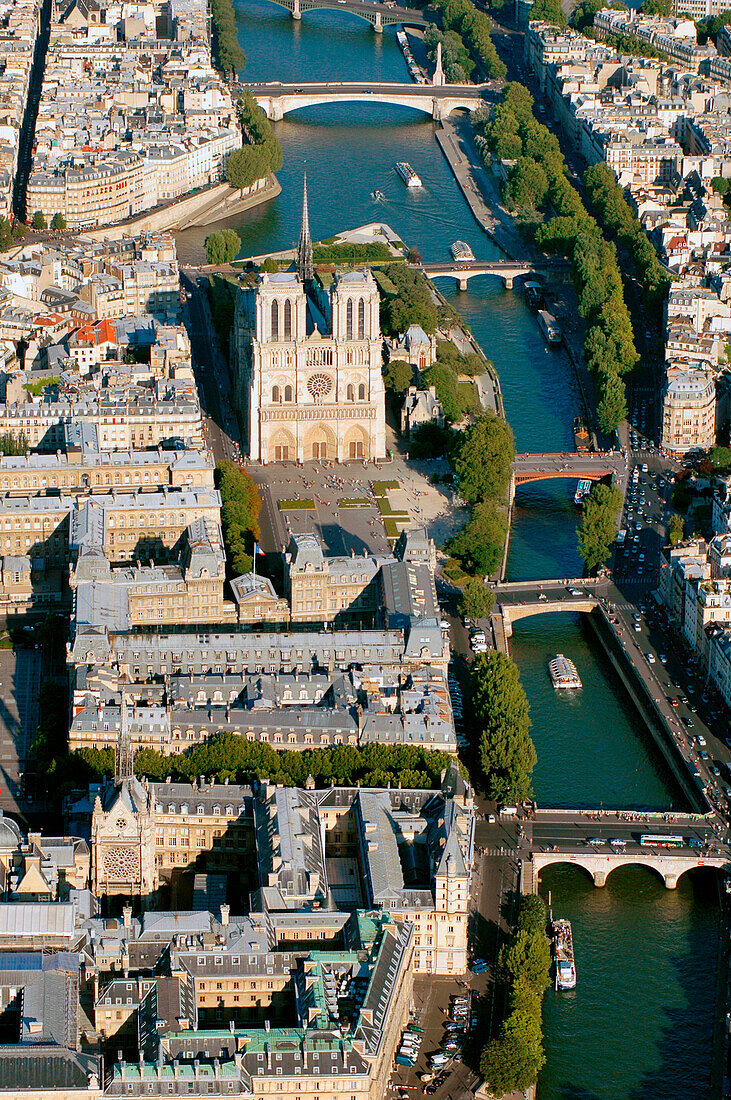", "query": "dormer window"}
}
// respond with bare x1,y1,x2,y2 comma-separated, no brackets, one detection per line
197,805,204,815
